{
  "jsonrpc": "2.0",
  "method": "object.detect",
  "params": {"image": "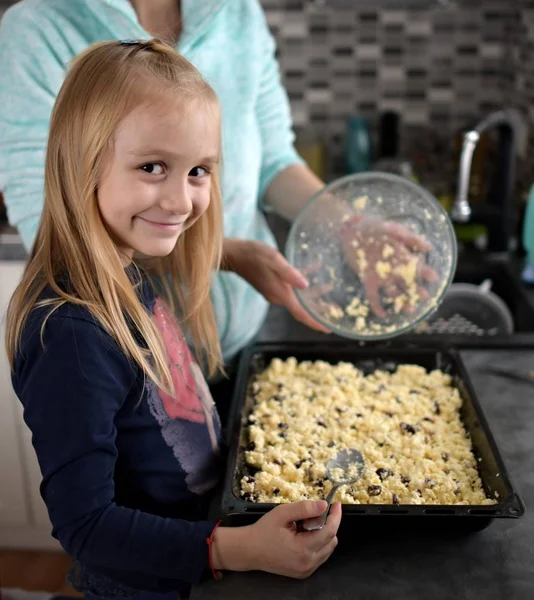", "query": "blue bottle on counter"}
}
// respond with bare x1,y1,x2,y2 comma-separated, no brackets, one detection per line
345,116,371,174
521,184,534,285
